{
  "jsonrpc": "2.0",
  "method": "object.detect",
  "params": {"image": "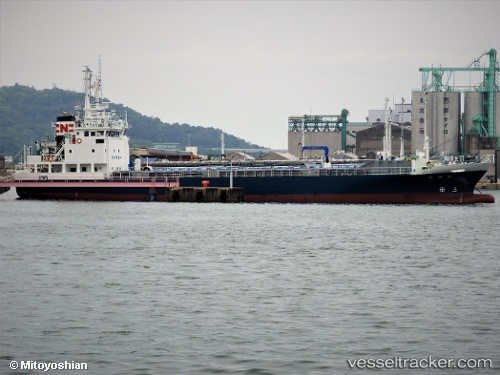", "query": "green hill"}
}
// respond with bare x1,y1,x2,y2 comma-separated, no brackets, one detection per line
0,84,263,157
